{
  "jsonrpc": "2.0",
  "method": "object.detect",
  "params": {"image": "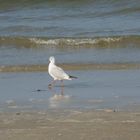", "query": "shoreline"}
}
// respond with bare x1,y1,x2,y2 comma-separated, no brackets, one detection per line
1,63,140,72
0,109,140,140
